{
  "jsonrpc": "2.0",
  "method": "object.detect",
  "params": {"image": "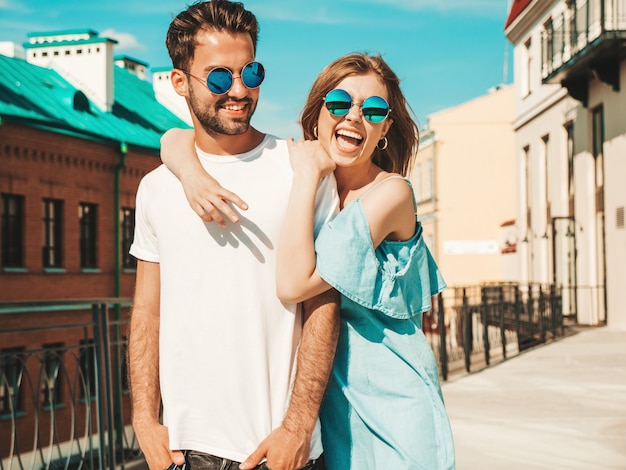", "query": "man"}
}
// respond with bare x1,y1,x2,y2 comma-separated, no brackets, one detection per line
127,2,340,470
